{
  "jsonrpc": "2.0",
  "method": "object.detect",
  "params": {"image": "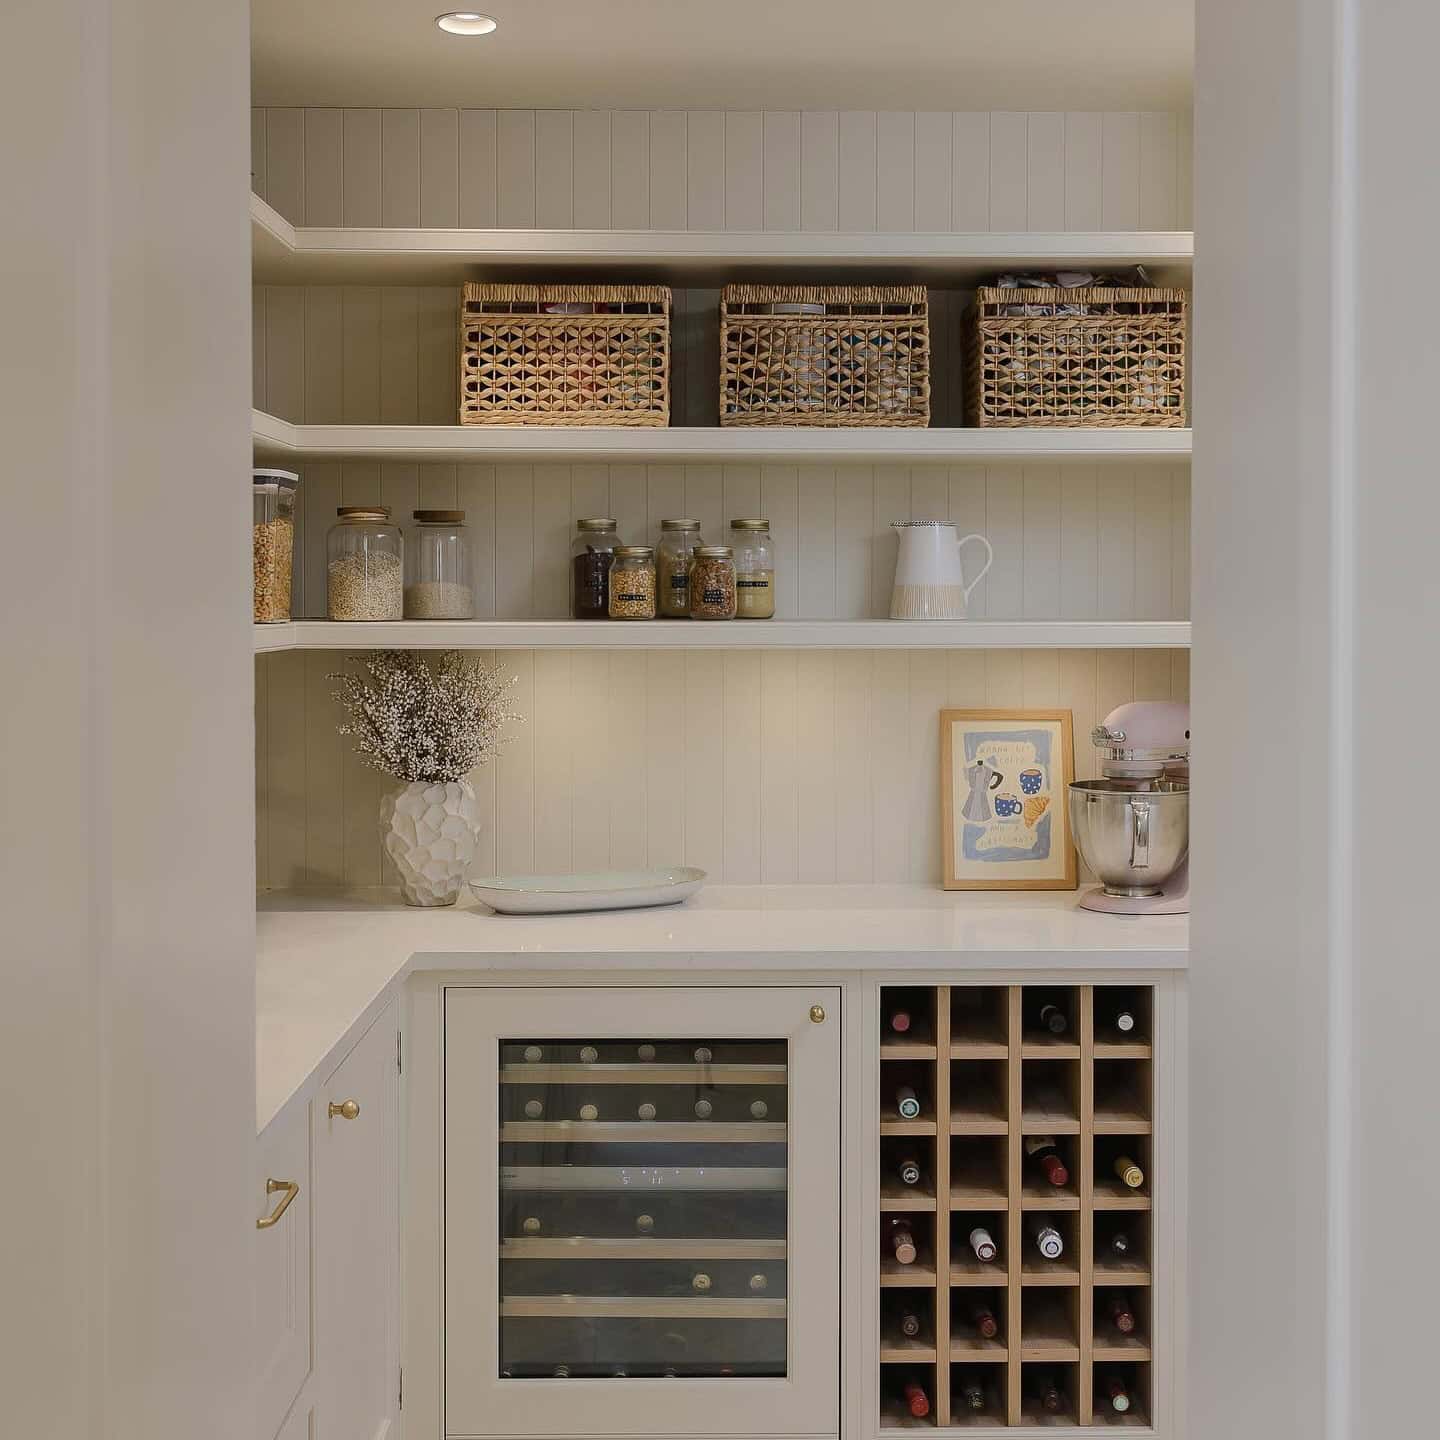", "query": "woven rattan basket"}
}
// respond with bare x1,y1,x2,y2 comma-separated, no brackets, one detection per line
459,283,671,427
719,284,930,427
964,286,1187,427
